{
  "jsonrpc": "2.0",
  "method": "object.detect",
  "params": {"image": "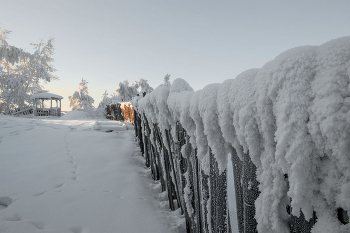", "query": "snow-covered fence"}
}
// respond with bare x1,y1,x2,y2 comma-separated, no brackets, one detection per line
6,107,33,116
134,112,231,233
106,103,124,121
132,36,350,233
105,102,134,122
